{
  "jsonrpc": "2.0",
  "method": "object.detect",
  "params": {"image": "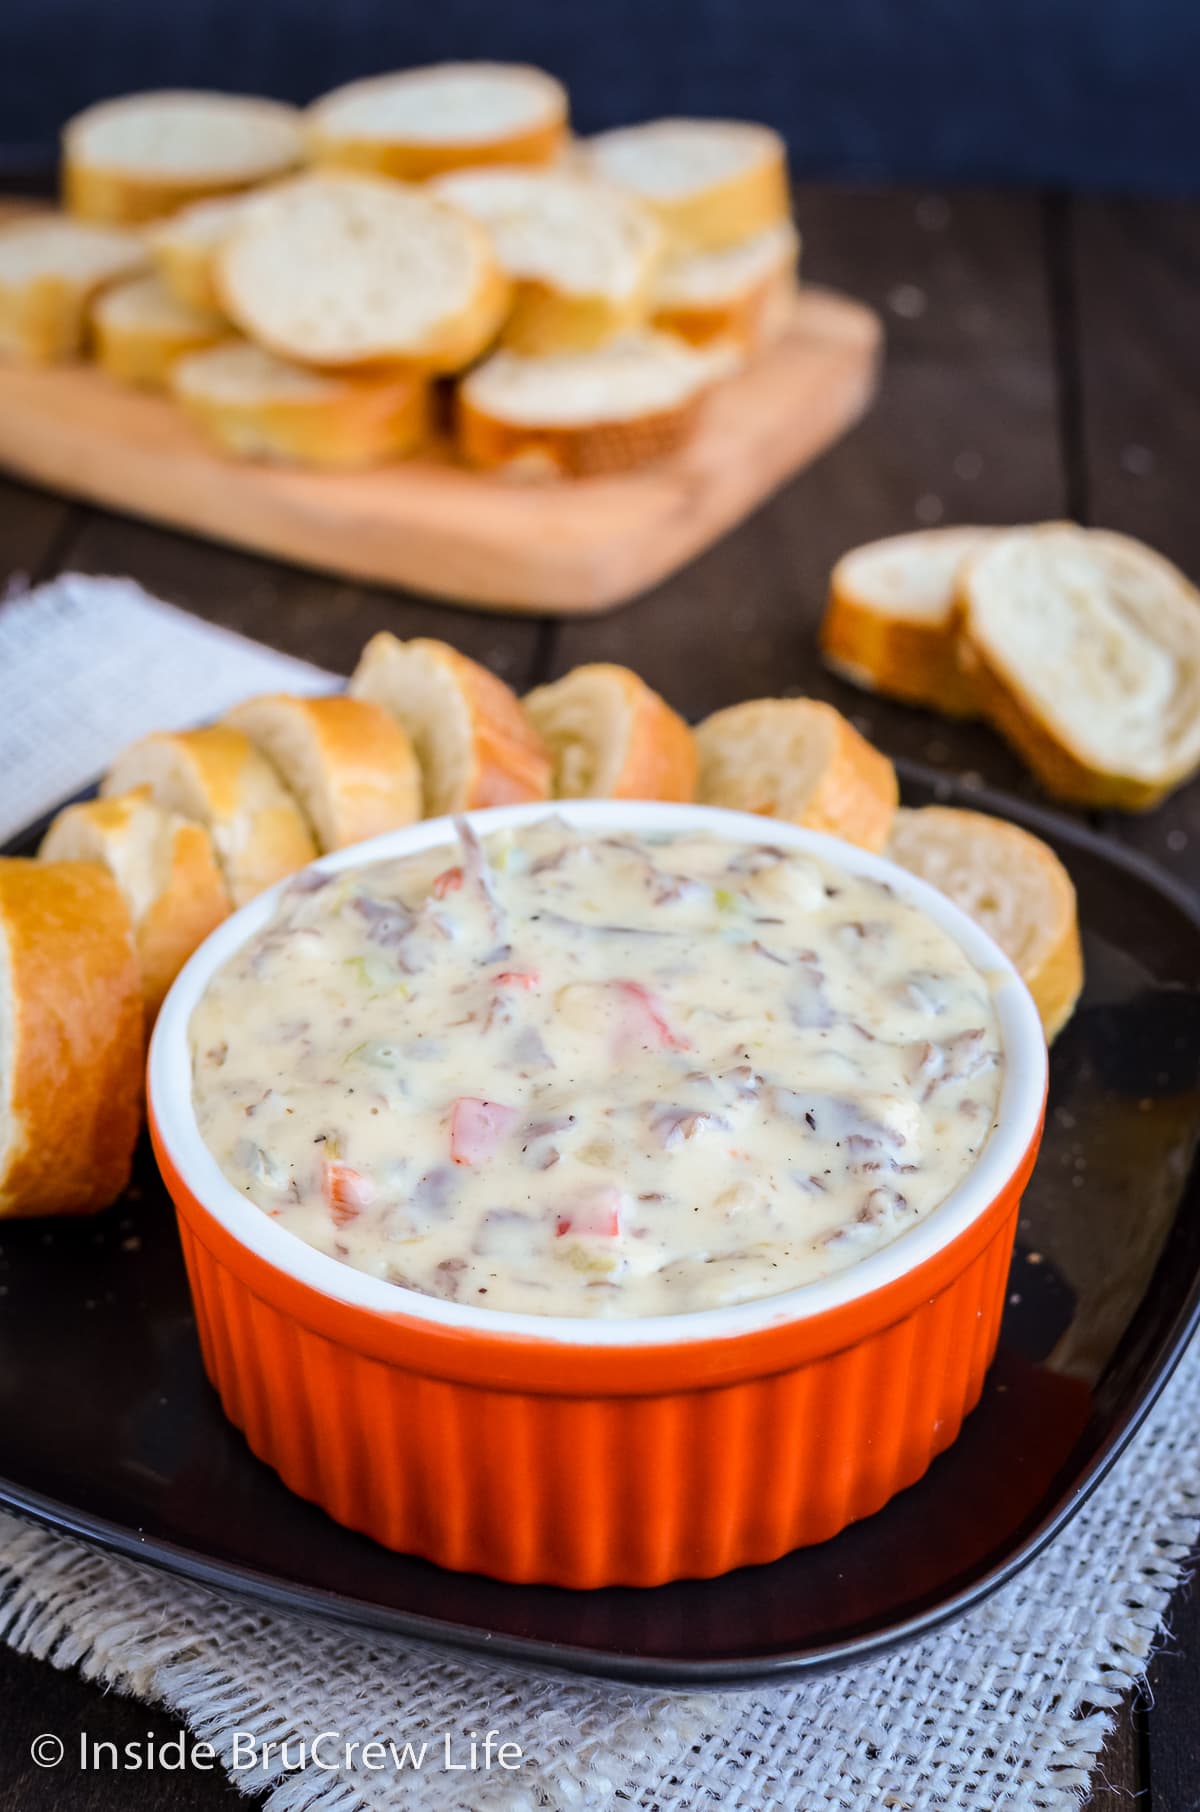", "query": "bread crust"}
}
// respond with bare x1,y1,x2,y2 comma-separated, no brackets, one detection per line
65,164,266,227
309,118,566,183
820,529,995,717
350,634,551,813
39,789,231,1021
886,805,1084,1041
224,693,423,850
525,664,697,800
102,726,317,906
173,352,431,469
0,858,143,1217
457,387,704,477
695,698,898,851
